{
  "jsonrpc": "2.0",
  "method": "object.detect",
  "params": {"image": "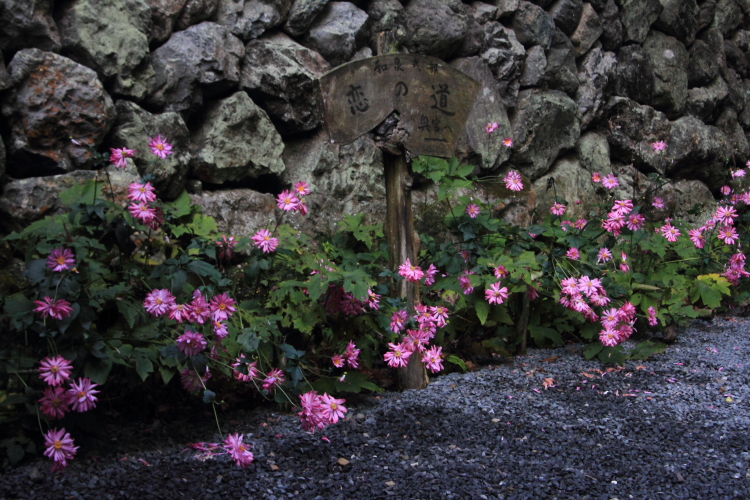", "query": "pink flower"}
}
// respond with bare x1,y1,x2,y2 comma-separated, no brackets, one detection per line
504,170,523,191
577,276,599,296
276,190,299,212
262,368,285,391
38,356,73,386
390,310,408,333
40,387,70,420
596,247,612,264
148,134,173,159
168,302,190,323
43,428,78,471
128,202,156,223
619,302,636,322
619,252,630,273
721,185,732,196
251,229,278,253
573,219,587,230
715,205,738,226
502,137,513,147
422,346,444,373
224,433,254,468
626,213,645,231
47,248,75,272
34,297,73,320
176,330,207,356
293,181,311,197
732,169,746,178
550,202,566,216
485,122,498,134
344,341,360,368
398,259,424,282
652,197,664,209
332,354,345,368
600,308,620,329
660,223,681,242
127,182,157,203
423,264,438,286
320,393,348,423
485,282,509,305
566,247,580,260
652,141,666,152
298,391,327,432
109,147,135,169
232,358,259,382
647,306,658,326
458,271,474,295
143,289,175,317
599,329,619,346
210,293,236,321
66,377,99,412
403,329,431,352
180,367,211,391
718,226,739,245
189,291,211,324
465,204,480,218
612,199,633,215
494,265,509,279
591,172,601,183
689,229,705,249
601,174,619,190
384,342,412,368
